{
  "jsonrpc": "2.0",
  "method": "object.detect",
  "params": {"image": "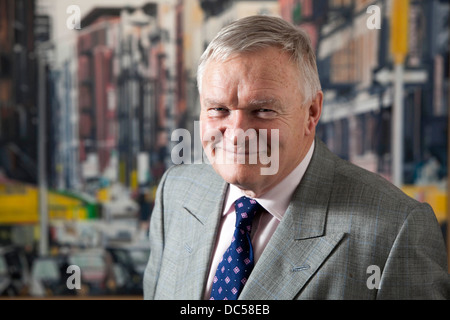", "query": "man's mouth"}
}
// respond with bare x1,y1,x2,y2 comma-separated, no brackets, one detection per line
212,140,267,156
